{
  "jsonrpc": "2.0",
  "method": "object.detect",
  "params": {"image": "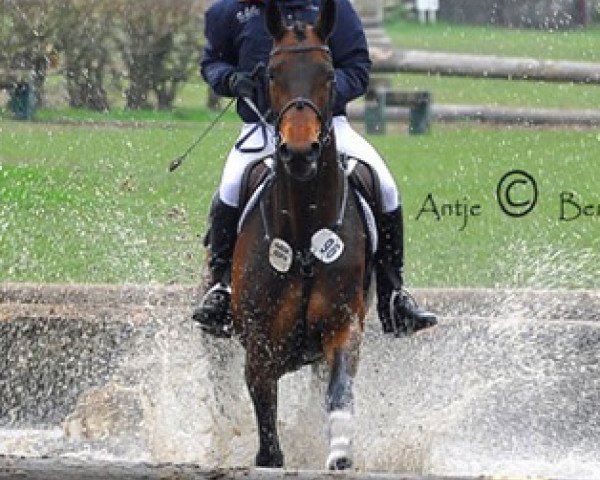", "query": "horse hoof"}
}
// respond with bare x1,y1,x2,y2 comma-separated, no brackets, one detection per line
199,322,232,338
410,315,438,334
326,451,353,470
